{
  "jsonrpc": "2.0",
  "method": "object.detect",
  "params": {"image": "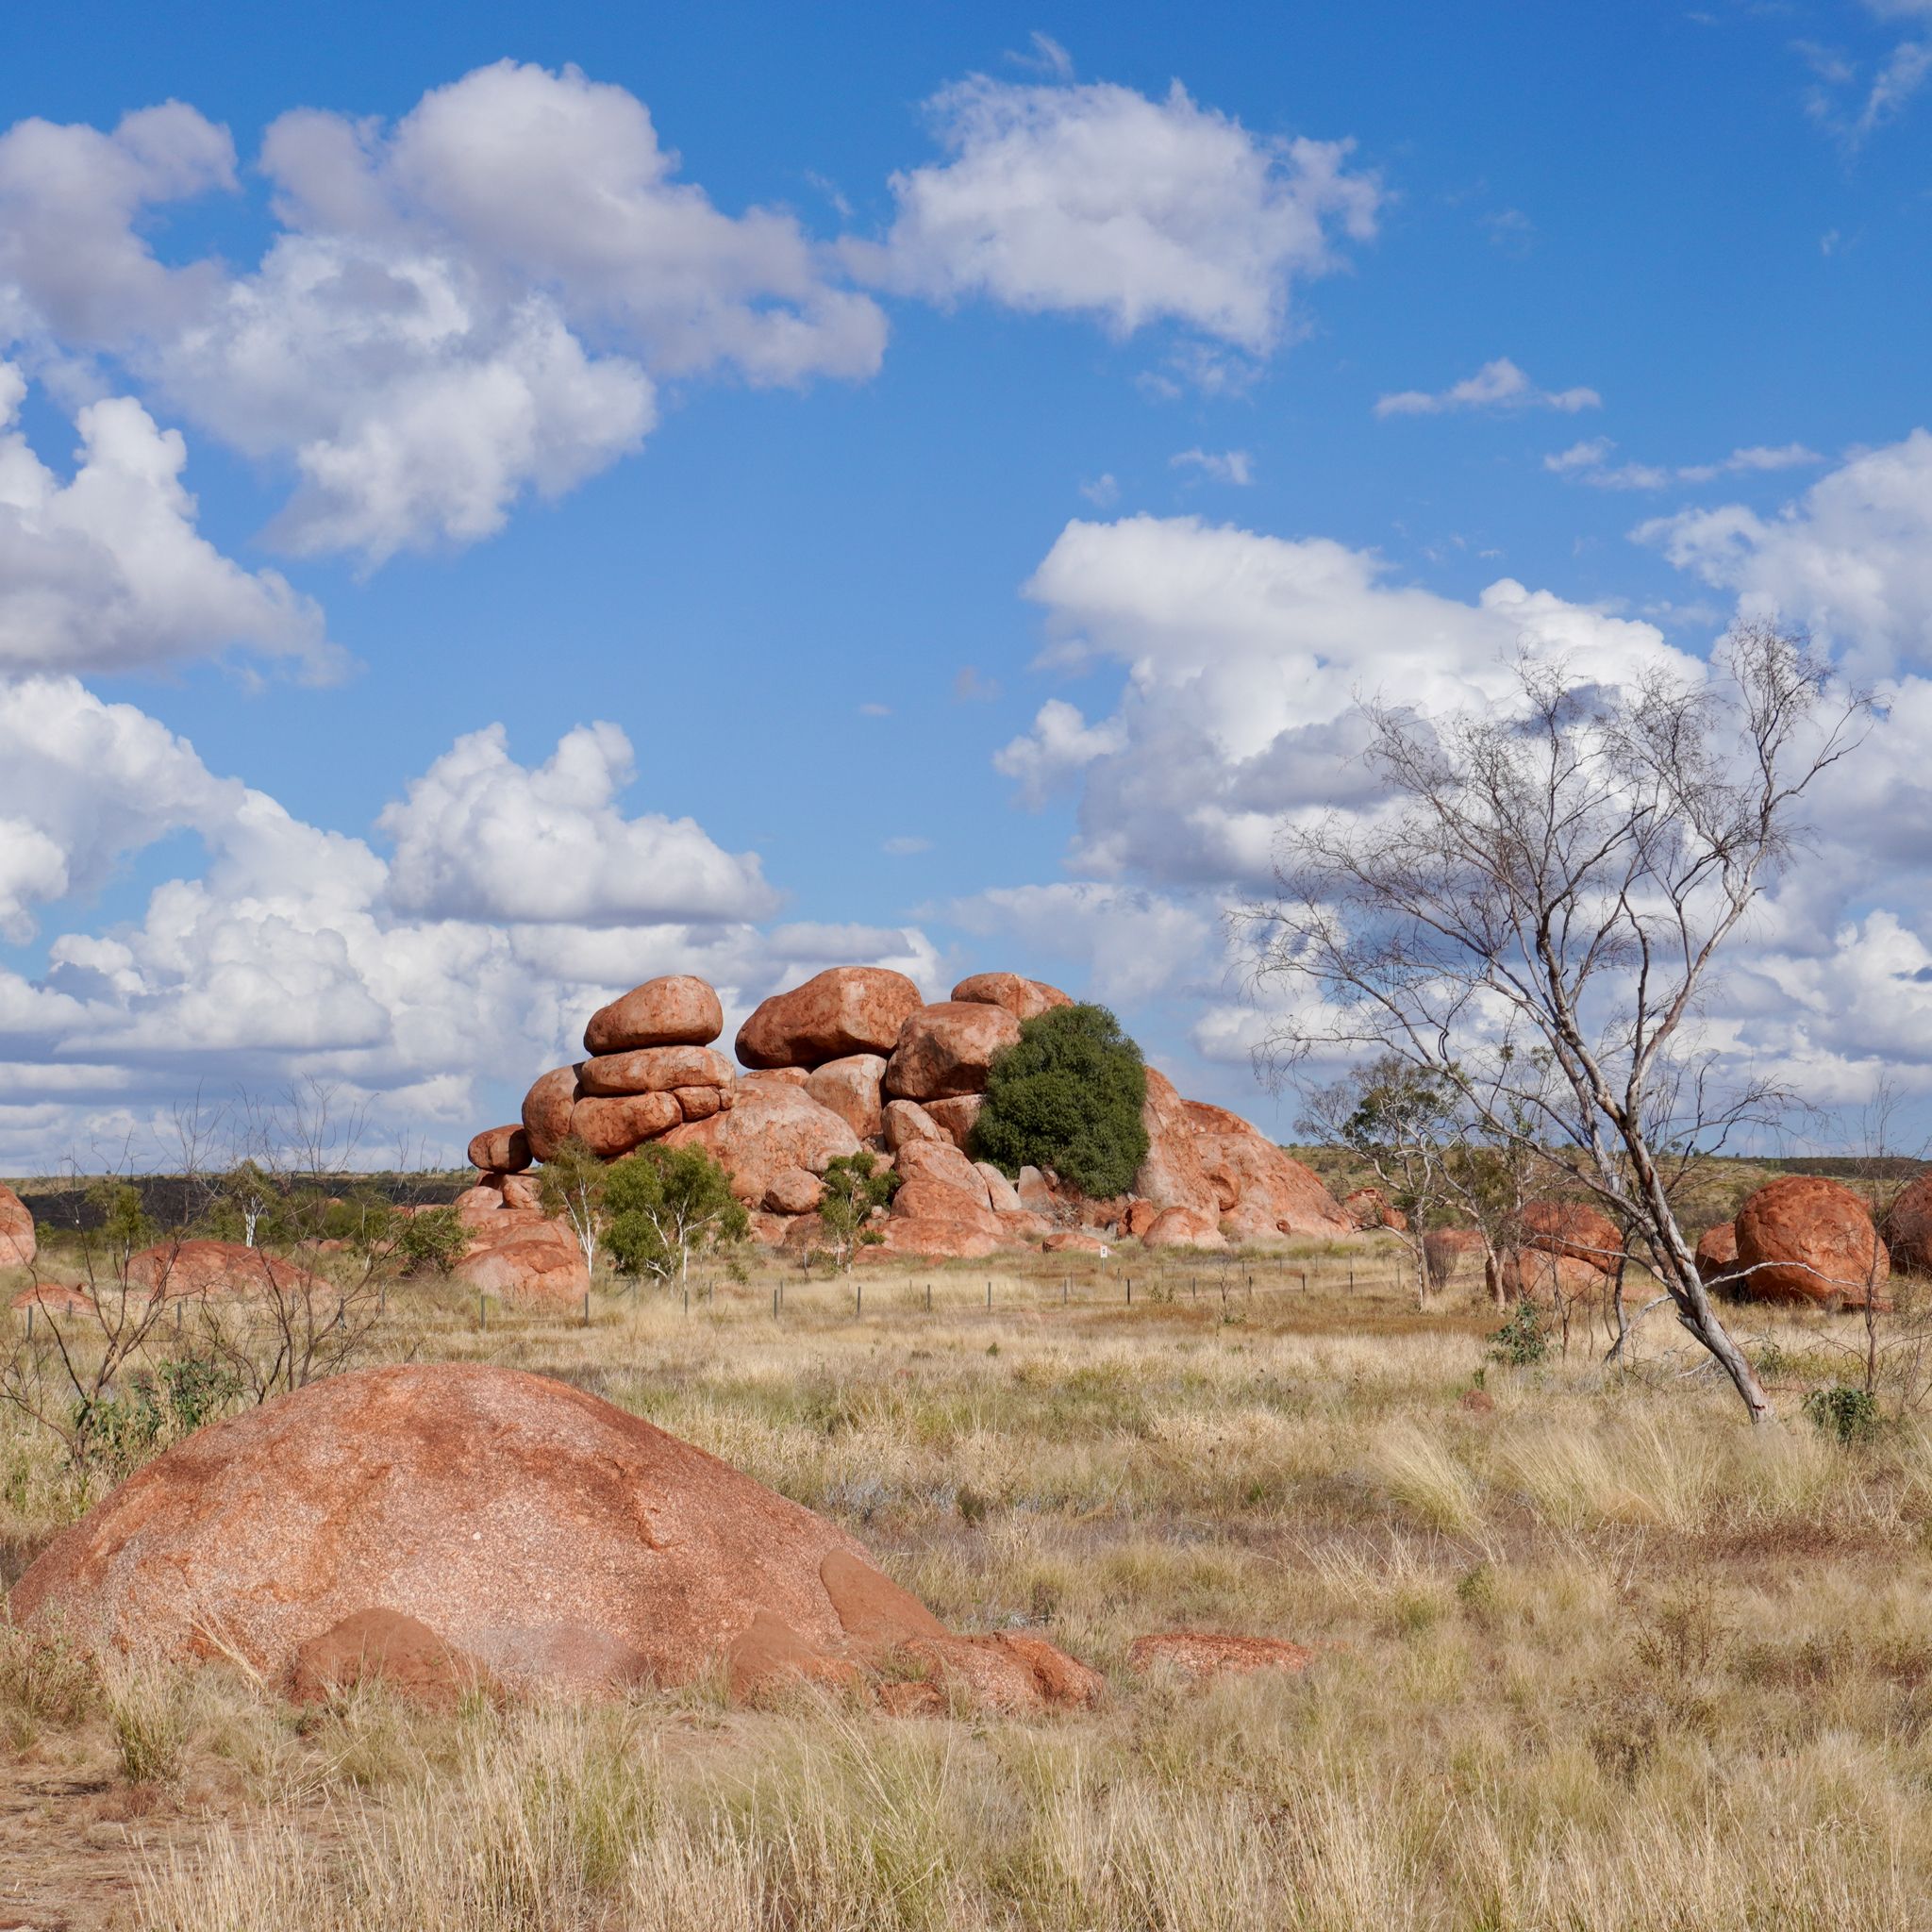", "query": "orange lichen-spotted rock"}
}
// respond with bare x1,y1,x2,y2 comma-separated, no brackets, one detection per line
10,1280,92,1314
1042,1230,1109,1256
1500,1249,1612,1307
0,1181,36,1268
805,1054,888,1141
923,1093,986,1149
949,973,1073,1022
1126,1631,1314,1679
1695,1221,1740,1291
1141,1206,1224,1249
1881,1175,1932,1276
736,967,924,1070
662,1081,860,1207
1734,1175,1890,1307
1515,1200,1624,1275
291,1607,498,1708
578,1045,734,1098
8,1365,1098,1713
1342,1187,1407,1232
583,975,723,1056
1133,1070,1218,1218
520,1064,583,1162
568,1091,681,1158
453,1217,587,1305
884,1003,1022,1103
125,1240,319,1300
1183,1103,1350,1240
467,1125,532,1174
